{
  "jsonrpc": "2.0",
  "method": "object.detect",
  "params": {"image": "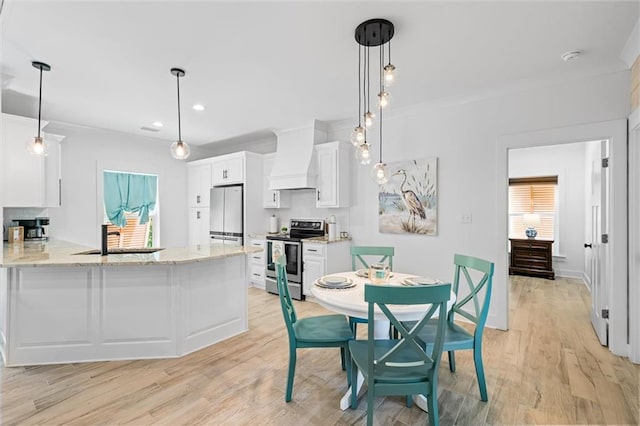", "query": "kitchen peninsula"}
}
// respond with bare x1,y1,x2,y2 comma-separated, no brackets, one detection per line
0,240,261,366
